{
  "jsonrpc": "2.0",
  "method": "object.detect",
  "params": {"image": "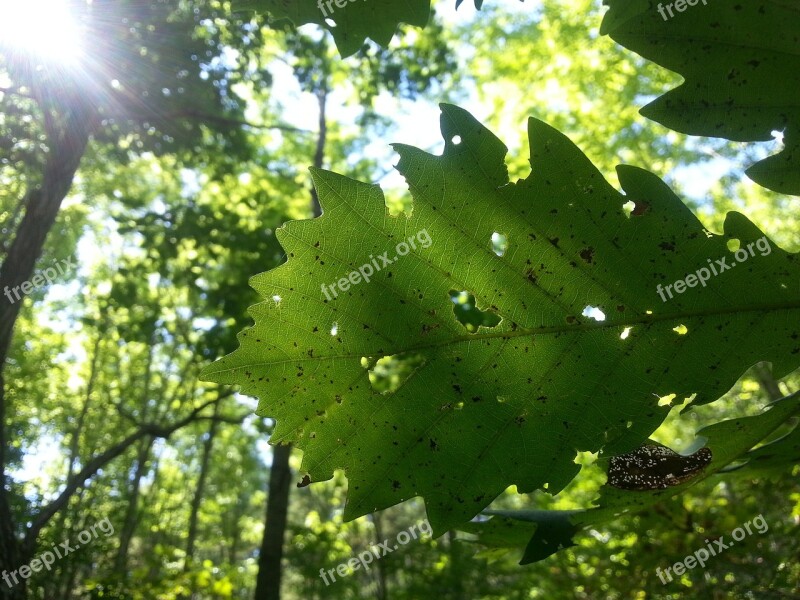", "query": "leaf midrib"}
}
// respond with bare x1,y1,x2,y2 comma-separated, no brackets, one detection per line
207,298,800,375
